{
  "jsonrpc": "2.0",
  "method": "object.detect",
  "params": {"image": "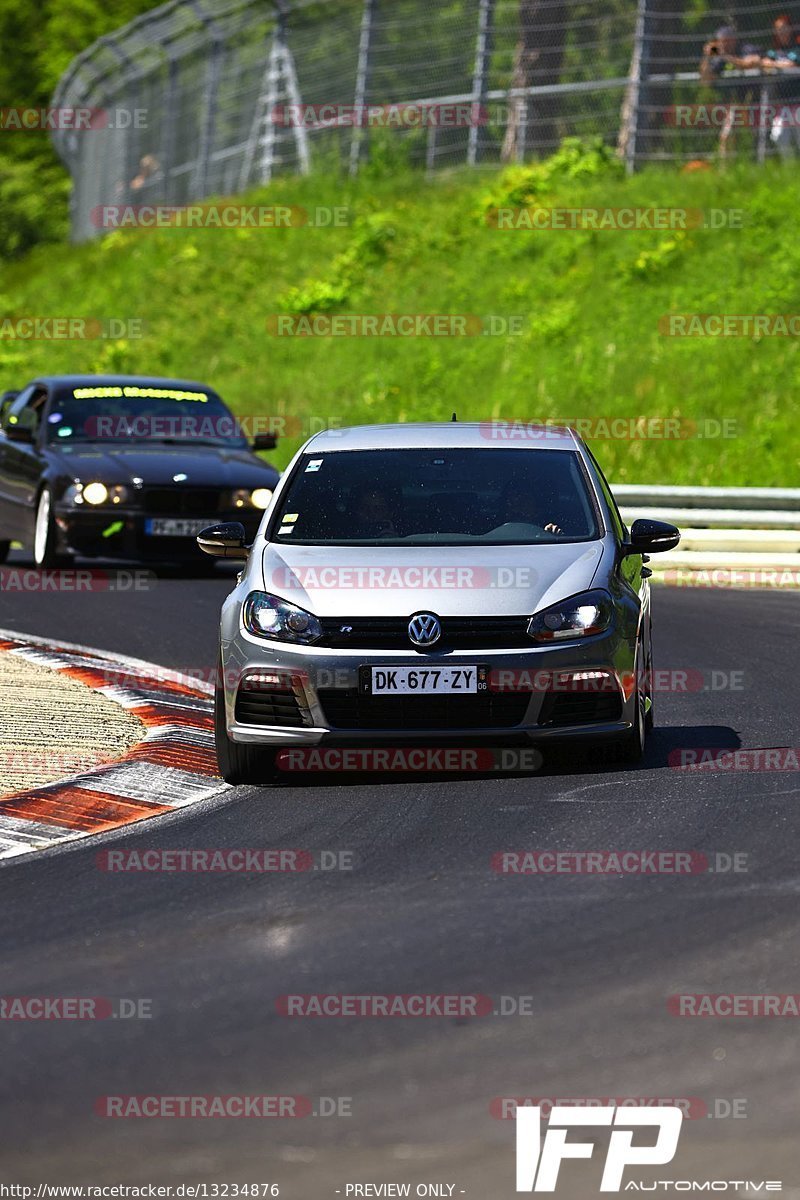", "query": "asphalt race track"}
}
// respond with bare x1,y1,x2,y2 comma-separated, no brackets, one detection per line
1,553,798,1197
